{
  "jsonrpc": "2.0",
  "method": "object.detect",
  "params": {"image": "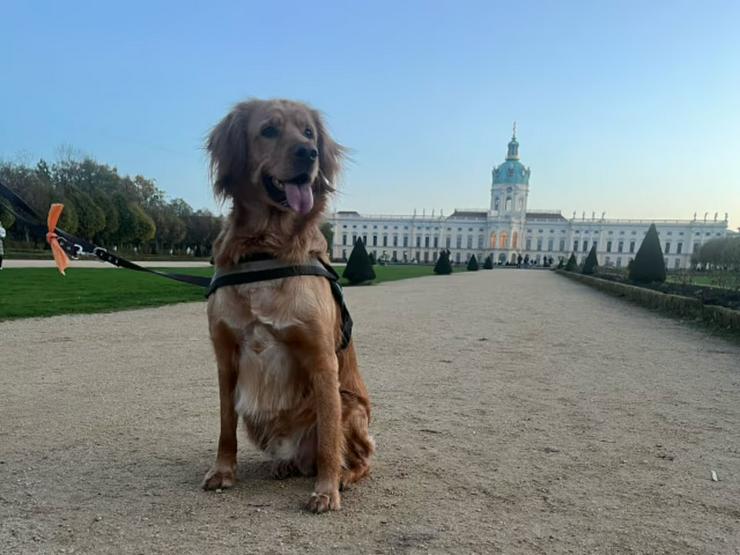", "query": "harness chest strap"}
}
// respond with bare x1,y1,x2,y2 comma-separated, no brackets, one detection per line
207,256,353,351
